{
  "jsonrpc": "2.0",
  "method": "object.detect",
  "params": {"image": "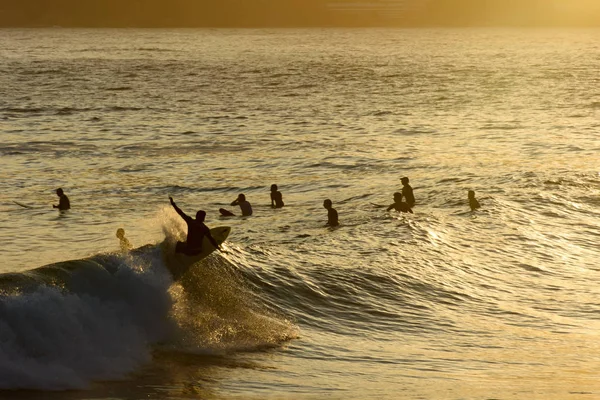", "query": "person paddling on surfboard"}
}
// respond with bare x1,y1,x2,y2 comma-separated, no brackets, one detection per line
53,188,70,211
170,197,221,256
